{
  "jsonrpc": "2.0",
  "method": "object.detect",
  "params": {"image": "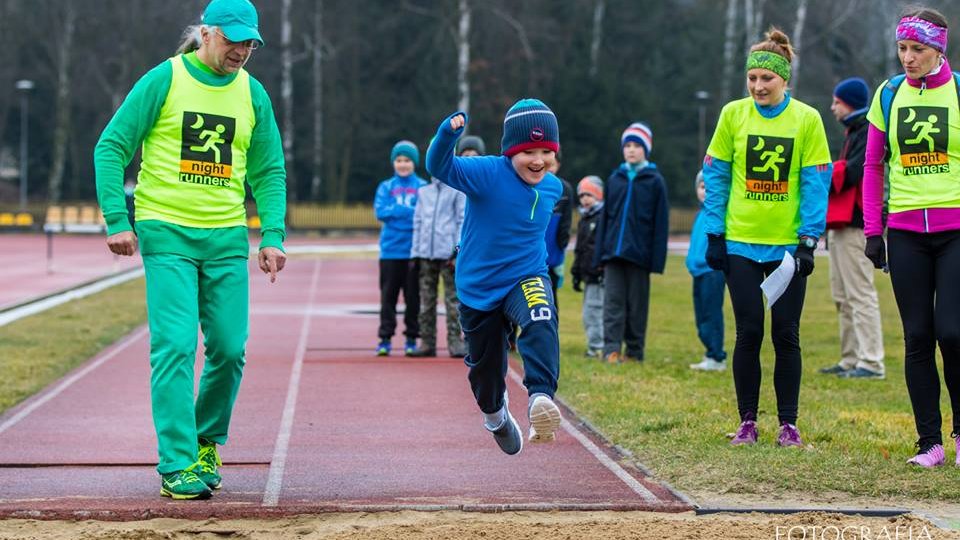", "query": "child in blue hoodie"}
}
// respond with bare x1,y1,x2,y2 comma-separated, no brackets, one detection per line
594,122,669,364
686,171,727,371
426,99,564,456
374,140,428,357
